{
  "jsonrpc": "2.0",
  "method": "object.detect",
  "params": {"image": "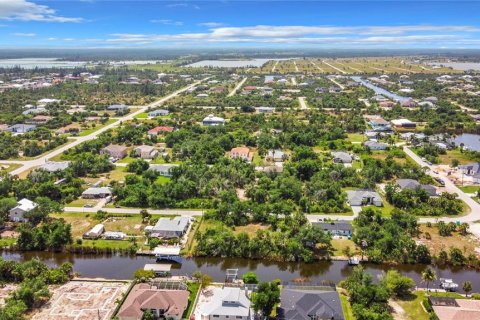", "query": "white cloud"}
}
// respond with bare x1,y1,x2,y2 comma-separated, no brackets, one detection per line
166,2,199,9
105,24,480,46
150,19,183,26
198,22,225,28
0,0,83,22
12,32,35,37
